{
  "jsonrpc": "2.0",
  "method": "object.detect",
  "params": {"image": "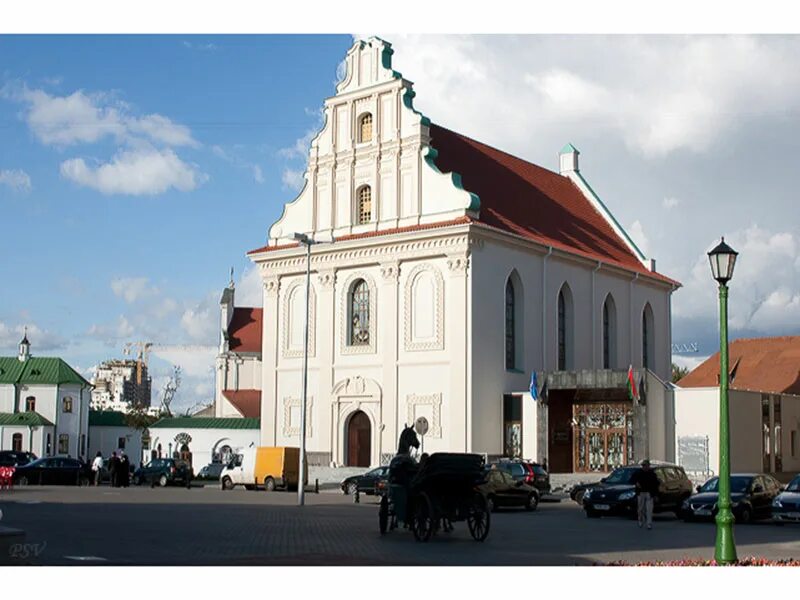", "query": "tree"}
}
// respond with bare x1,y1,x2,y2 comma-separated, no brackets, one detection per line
671,362,690,383
124,404,158,431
